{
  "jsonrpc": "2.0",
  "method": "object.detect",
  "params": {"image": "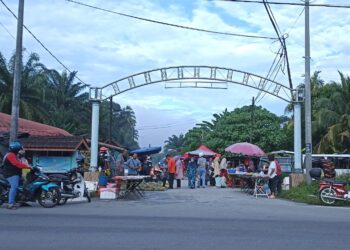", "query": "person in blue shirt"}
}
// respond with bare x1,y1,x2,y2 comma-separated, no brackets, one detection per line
125,153,141,176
